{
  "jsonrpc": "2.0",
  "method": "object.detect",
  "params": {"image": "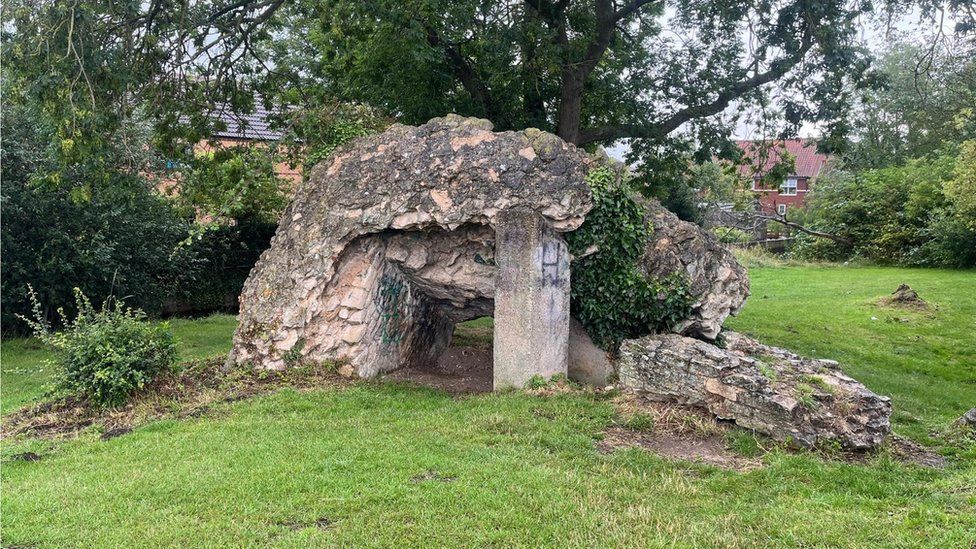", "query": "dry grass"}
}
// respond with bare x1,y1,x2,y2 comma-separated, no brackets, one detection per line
1,356,349,440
